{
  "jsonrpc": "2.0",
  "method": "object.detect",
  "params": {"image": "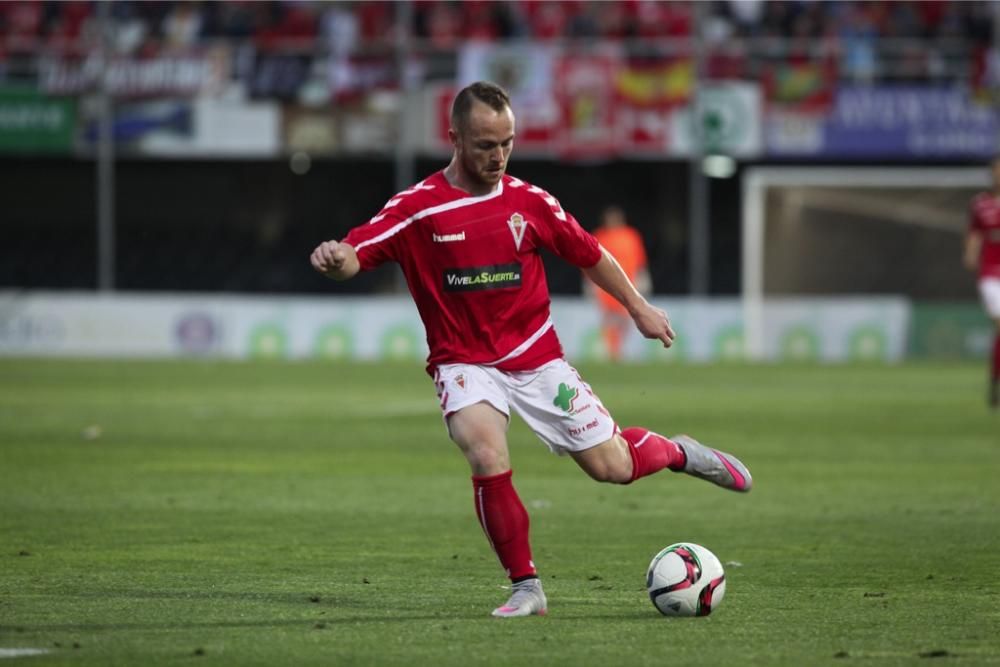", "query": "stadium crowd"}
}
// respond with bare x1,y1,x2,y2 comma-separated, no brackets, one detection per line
1,1,995,59
1,1,997,104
